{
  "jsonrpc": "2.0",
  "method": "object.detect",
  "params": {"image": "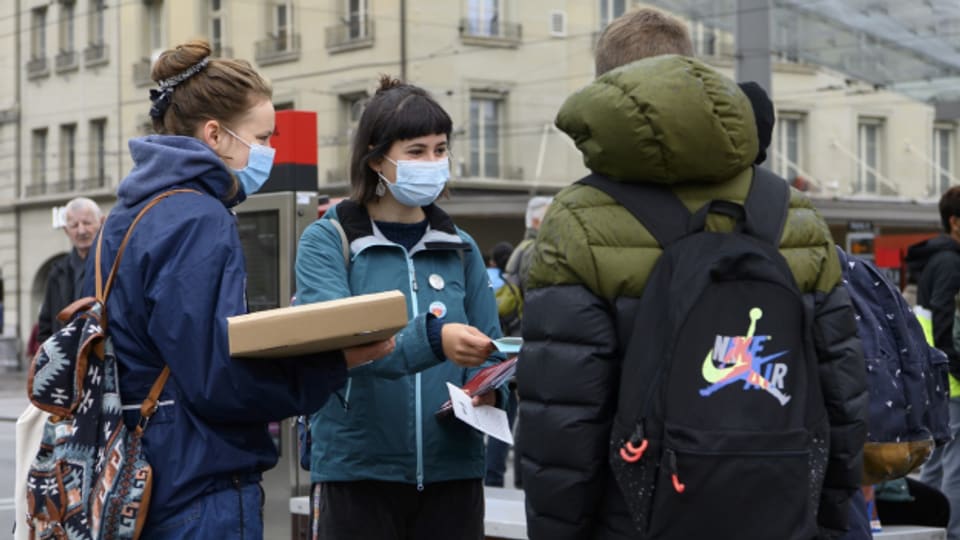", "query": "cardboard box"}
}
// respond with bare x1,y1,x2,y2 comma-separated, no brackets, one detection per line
228,290,407,358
